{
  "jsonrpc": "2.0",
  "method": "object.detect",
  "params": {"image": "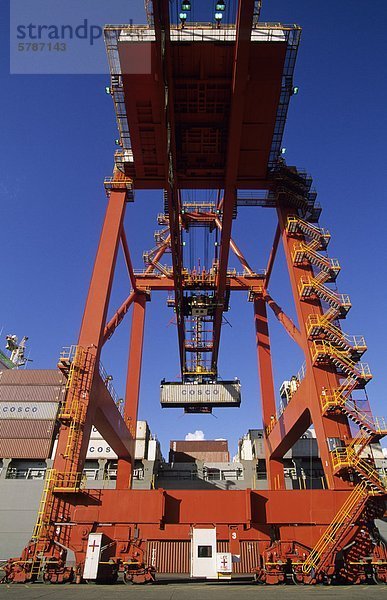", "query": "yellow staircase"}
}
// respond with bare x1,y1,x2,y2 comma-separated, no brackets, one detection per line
311,340,372,385
299,276,352,317
287,216,386,579
331,442,386,494
292,242,341,281
27,469,57,580
306,315,367,358
321,385,387,436
286,215,331,249
302,482,369,576
56,345,95,492
31,469,56,542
